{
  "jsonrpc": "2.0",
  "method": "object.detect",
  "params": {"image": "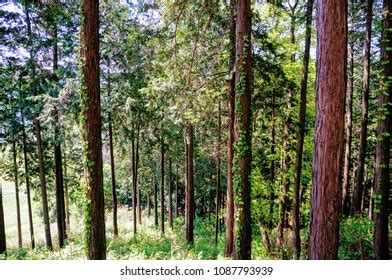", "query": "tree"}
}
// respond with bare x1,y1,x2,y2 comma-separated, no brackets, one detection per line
309,0,347,259
80,0,106,260
233,0,252,260
12,141,22,248
373,0,391,260
160,131,165,236
0,182,6,254
185,123,194,244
